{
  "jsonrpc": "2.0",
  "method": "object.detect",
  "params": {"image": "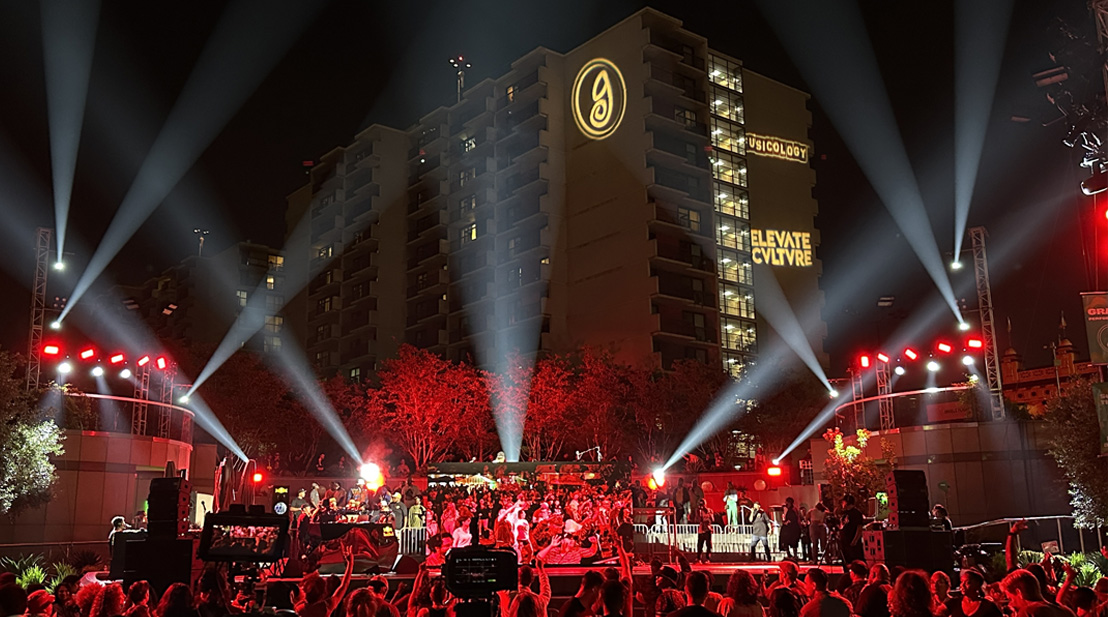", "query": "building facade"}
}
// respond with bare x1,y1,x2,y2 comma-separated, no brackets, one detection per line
291,9,825,377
